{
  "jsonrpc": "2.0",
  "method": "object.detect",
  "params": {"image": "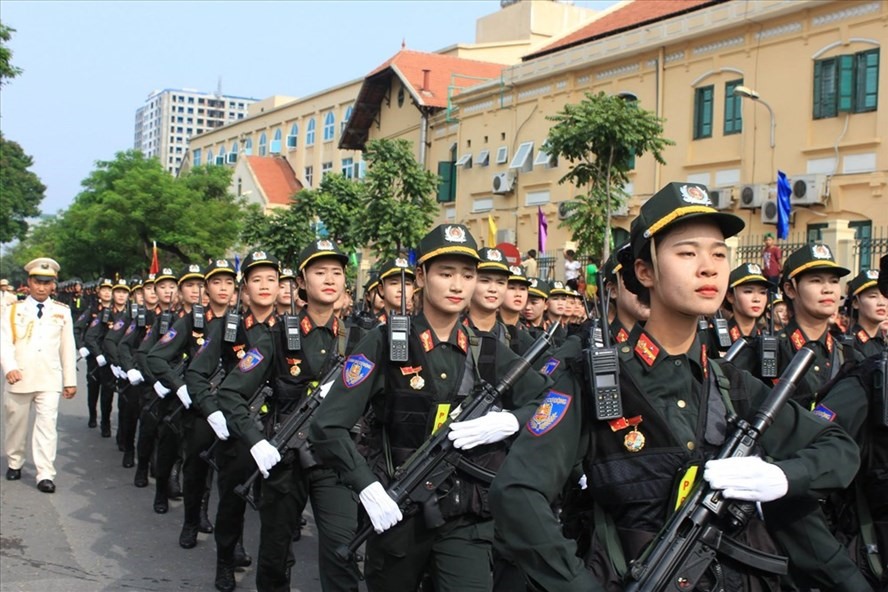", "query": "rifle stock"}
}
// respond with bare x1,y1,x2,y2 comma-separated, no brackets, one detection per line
624,346,815,592
336,321,559,561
